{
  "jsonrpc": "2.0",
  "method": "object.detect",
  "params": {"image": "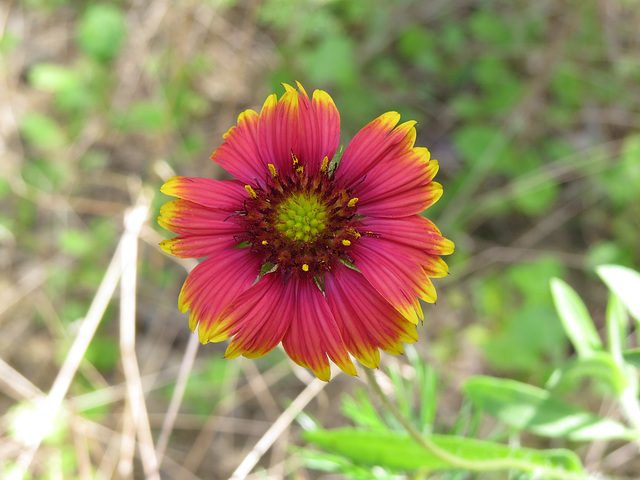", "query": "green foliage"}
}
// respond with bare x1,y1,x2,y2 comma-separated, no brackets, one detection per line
464,376,634,441
76,4,126,62
472,257,568,374
164,357,234,416
19,113,67,151
597,265,640,323
550,278,602,358
305,428,583,473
